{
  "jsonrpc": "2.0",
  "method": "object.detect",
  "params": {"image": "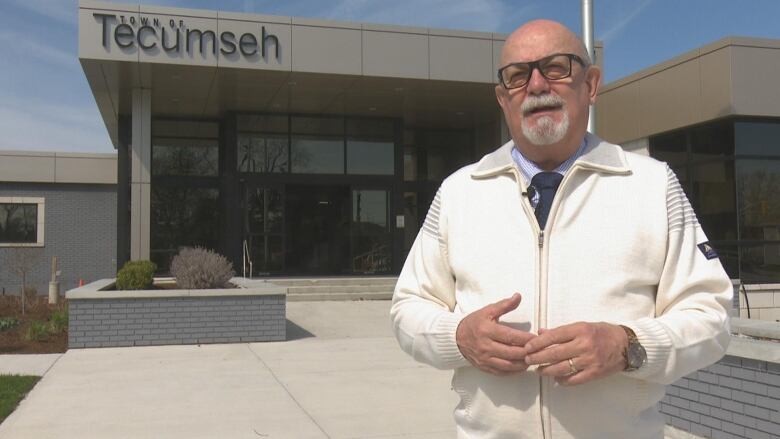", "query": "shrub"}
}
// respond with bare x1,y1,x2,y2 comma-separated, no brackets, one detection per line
0,317,20,332
49,309,68,333
115,260,157,290
23,287,37,302
22,287,41,312
25,320,49,342
170,247,235,289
